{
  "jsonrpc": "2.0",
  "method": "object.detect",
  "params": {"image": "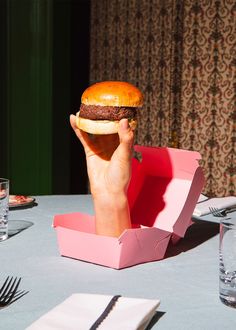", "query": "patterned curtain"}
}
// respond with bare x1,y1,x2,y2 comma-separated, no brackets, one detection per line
90,0,236,197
